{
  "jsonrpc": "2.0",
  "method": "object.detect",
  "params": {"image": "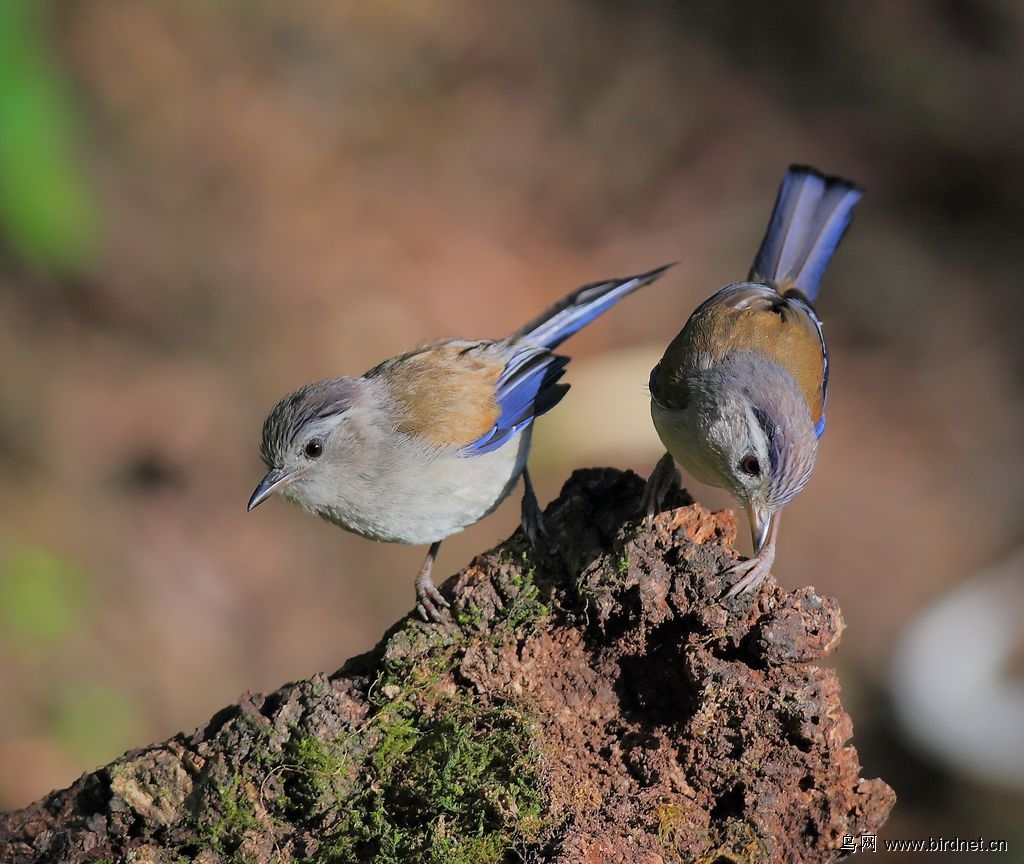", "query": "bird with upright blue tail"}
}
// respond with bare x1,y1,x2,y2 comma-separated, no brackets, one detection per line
643,165,863,597
248,263,672,622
